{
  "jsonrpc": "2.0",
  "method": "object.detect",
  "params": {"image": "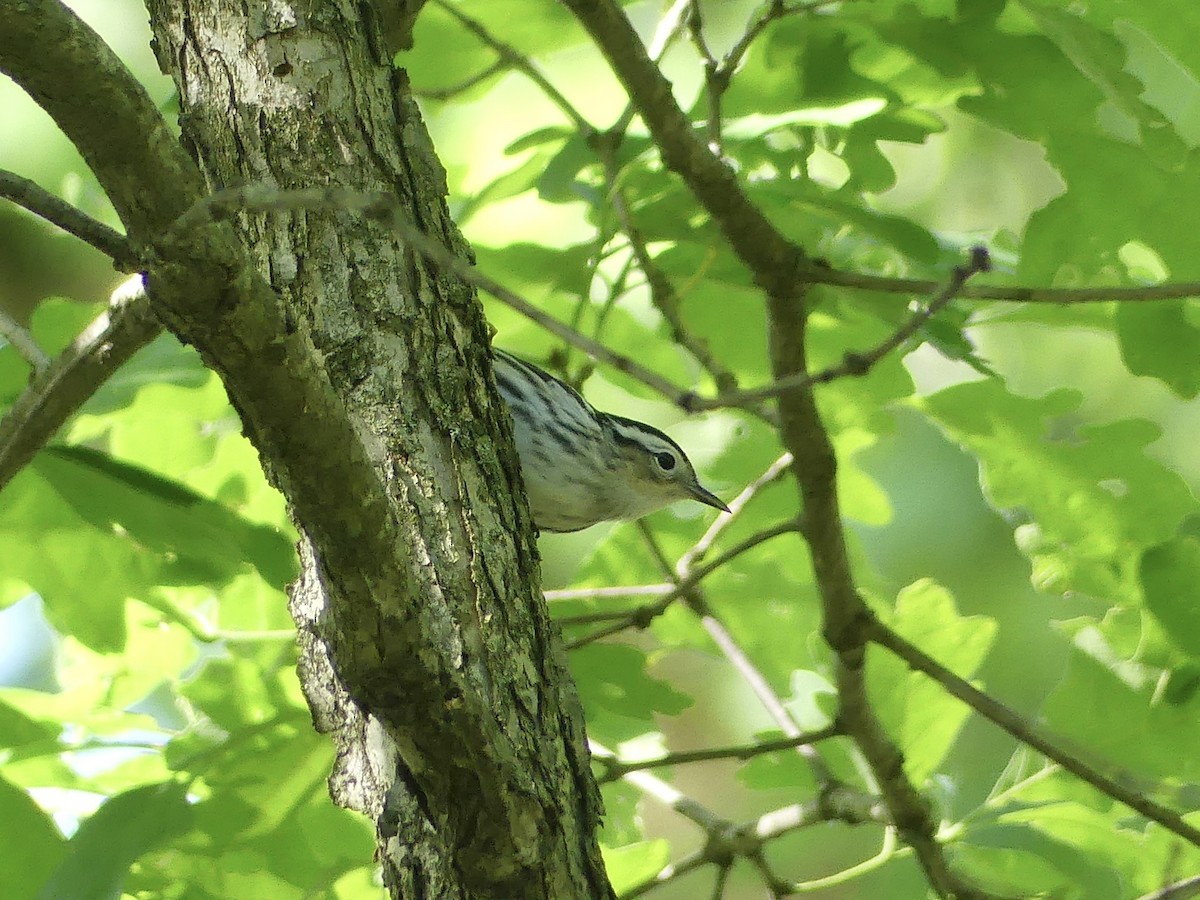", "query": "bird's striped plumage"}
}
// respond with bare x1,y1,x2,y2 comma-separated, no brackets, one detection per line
492,349,728,532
